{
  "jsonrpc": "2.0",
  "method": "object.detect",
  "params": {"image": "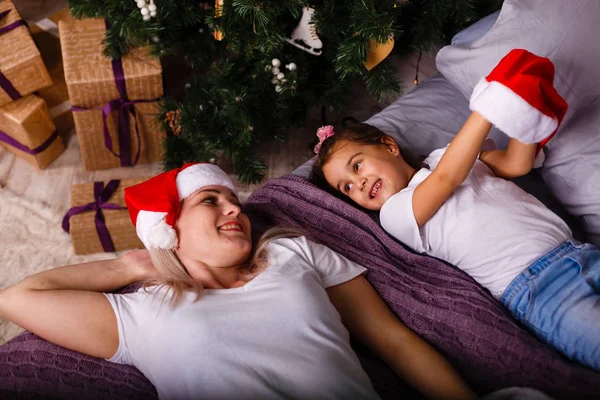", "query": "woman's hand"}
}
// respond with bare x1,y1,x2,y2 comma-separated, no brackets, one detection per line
118,249,159,282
